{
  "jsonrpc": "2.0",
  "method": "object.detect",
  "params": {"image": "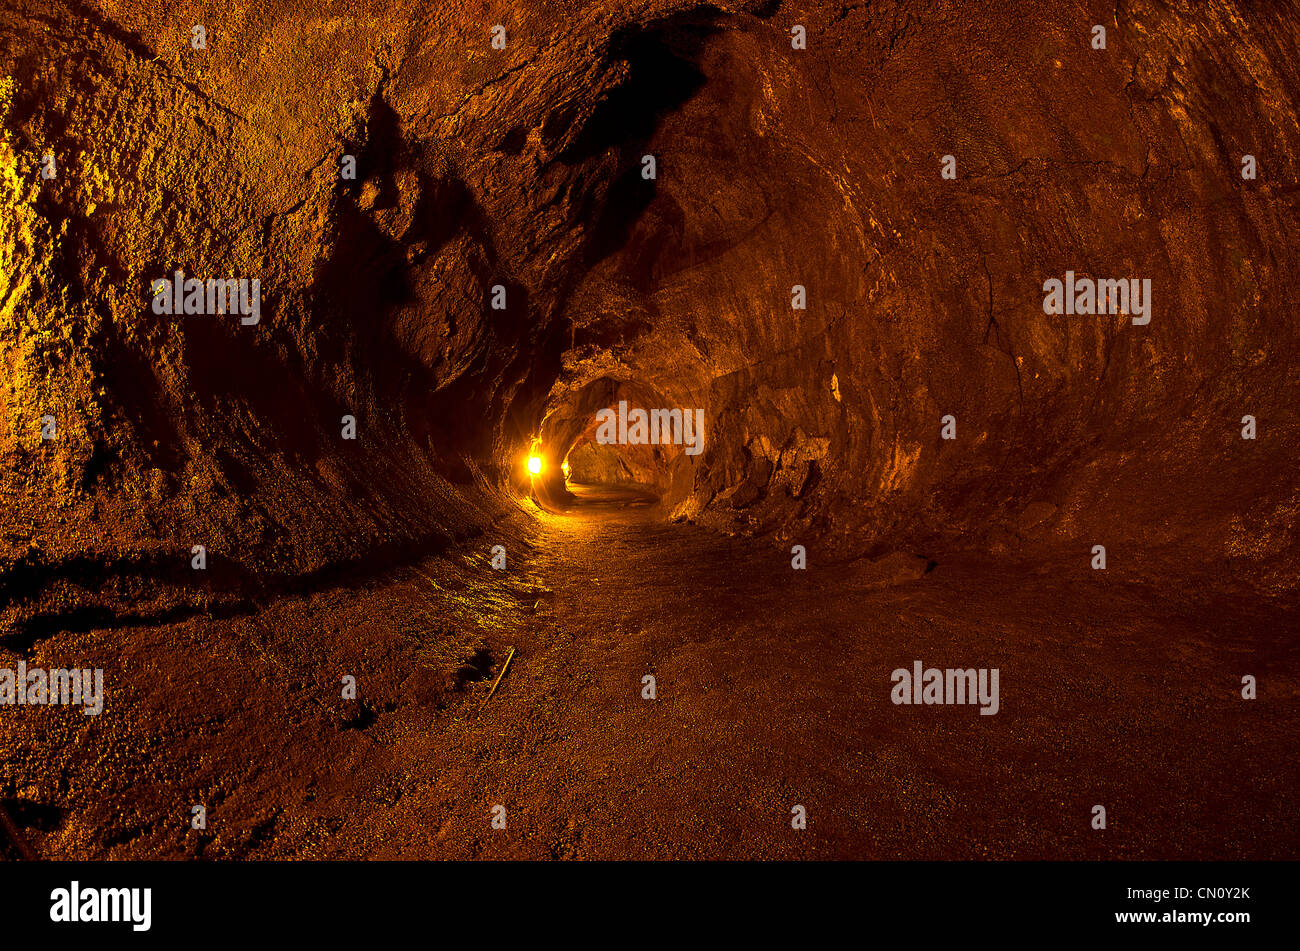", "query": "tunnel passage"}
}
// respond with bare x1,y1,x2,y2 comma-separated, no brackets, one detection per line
527,376,700,511
0,0,1297,618
1,0,1299,868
